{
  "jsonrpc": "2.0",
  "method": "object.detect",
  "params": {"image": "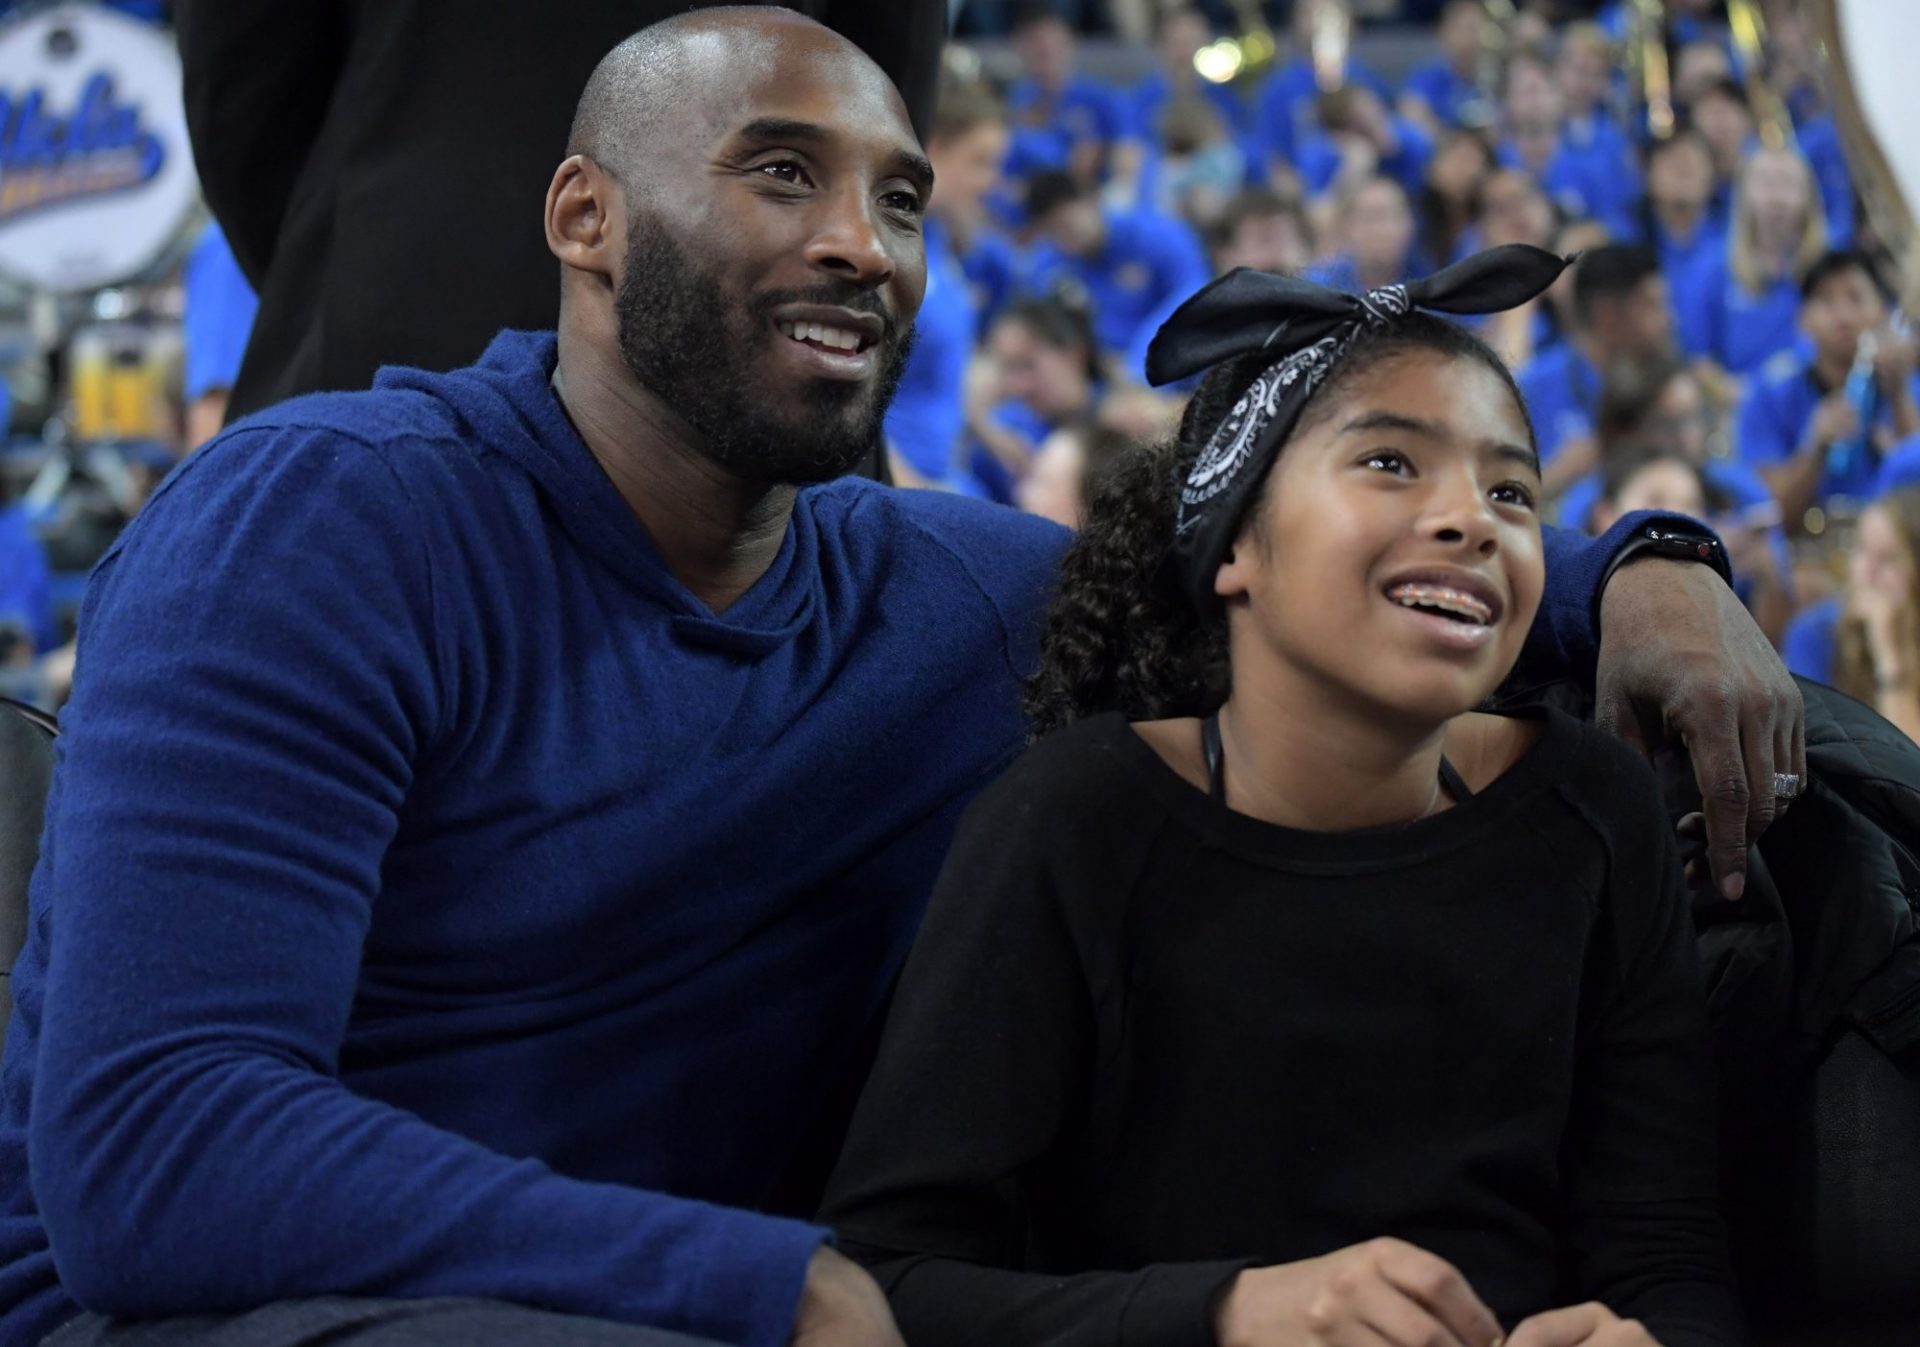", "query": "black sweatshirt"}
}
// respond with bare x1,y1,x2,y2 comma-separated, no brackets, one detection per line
821,709,1744,1347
